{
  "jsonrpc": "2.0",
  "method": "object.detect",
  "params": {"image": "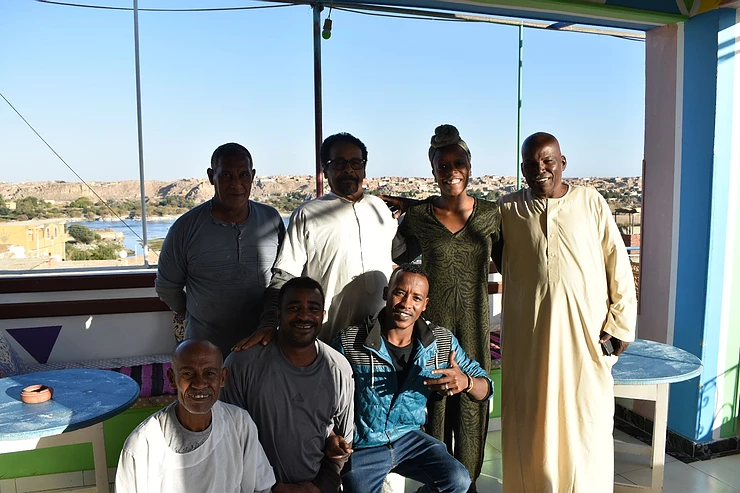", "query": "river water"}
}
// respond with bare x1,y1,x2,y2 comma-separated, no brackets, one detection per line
77,217,289,253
